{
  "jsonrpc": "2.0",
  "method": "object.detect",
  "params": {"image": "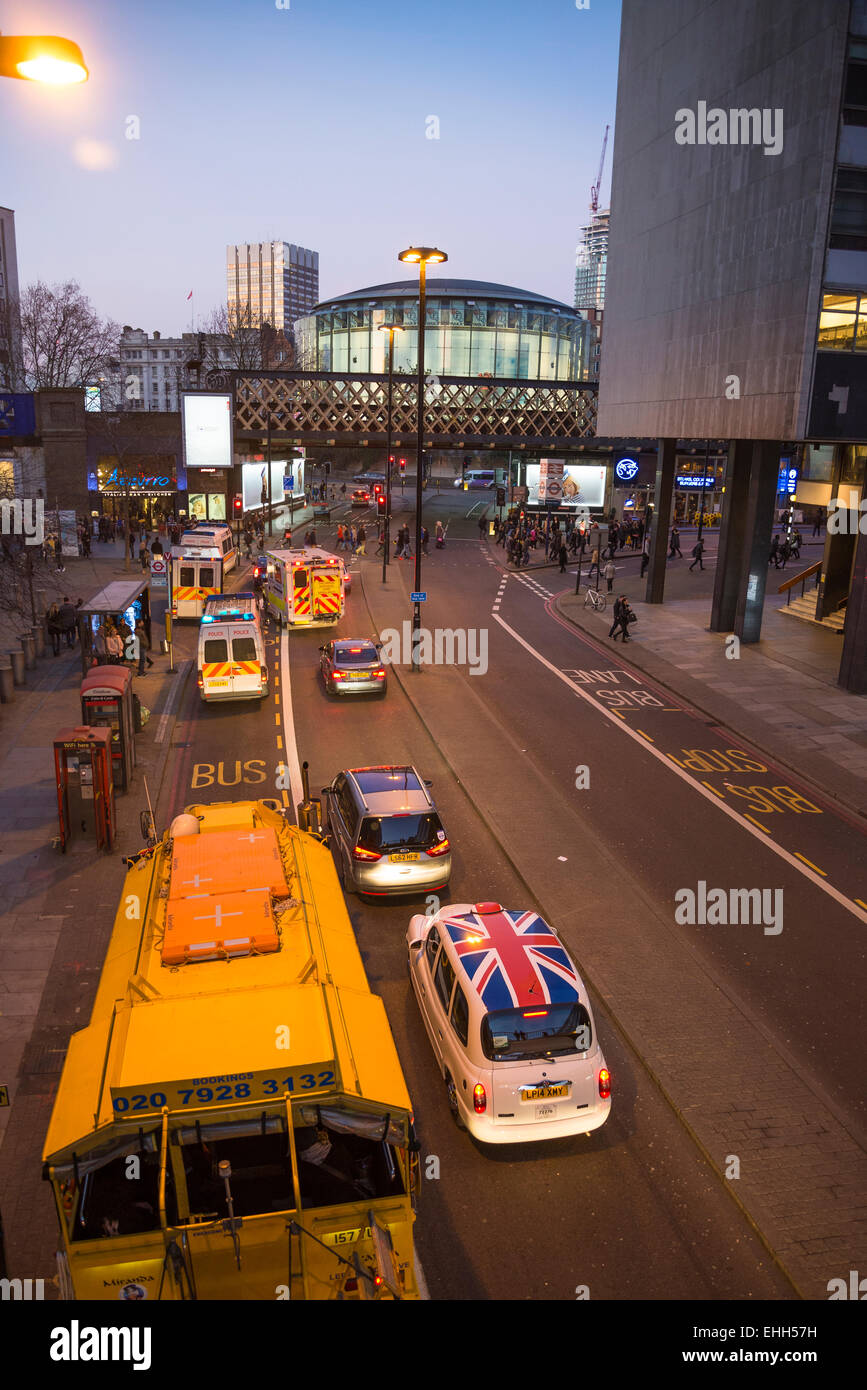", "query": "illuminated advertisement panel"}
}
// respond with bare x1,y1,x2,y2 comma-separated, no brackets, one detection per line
182,393,233,469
